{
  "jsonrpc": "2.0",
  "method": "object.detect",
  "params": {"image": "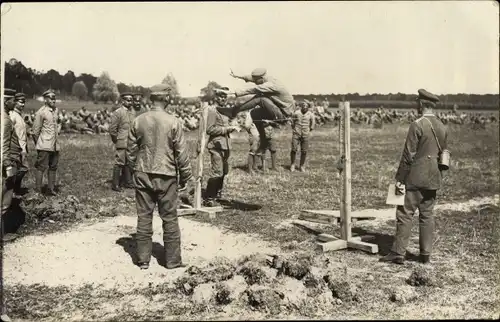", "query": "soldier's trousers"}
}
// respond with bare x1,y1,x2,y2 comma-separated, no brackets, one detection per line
134,171,182,266
35,150,59,171
233,95,285,123
2,165,17,217
391,189,437,256
209,149,230,178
